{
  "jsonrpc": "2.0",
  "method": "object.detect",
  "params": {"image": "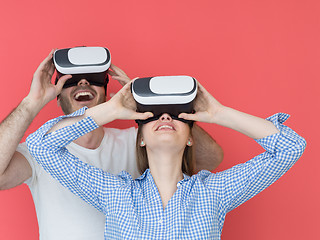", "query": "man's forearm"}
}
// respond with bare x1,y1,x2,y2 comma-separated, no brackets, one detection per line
192,124,224,173
0,97,41,175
